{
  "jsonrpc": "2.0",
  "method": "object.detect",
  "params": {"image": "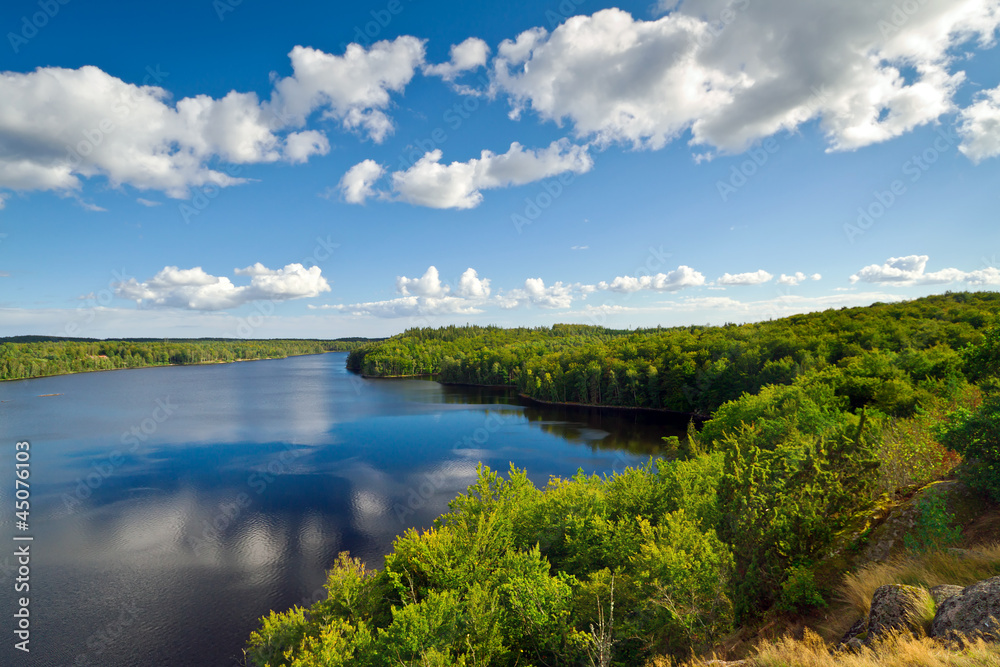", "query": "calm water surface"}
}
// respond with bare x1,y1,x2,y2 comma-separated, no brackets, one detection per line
0,353,678,666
